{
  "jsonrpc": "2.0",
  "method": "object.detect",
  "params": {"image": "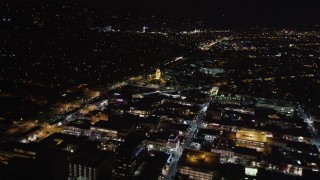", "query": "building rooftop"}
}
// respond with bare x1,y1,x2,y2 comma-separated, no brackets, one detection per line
135,167,162,180
286,141,319,154
131,95,161,110
145,151,171,168
257,168,303,180
178,148,220,171
147,130,179,142
198,128,226,137
233,146,259,157
236,130,267,142
92,114,137,132
217,163,245,180
69,150,113,167
115,132,146,158
137,116,160,126
84,110,103,117
39,133,88,151
165,123,190,132
66,119,91,130
109,85,155,96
